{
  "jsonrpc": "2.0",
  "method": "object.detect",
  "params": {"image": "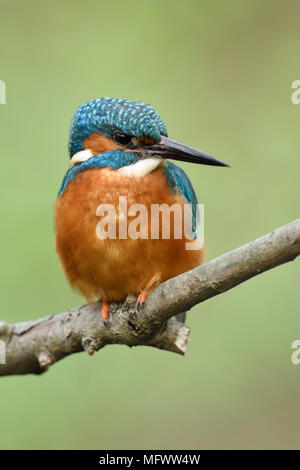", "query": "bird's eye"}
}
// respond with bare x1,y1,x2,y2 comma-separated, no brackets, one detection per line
113,131,132,146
